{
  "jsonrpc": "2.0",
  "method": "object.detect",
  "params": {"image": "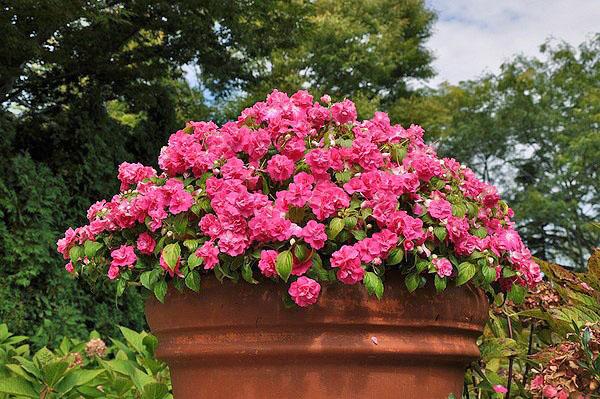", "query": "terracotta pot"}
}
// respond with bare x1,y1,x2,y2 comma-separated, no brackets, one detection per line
145,272,489,399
